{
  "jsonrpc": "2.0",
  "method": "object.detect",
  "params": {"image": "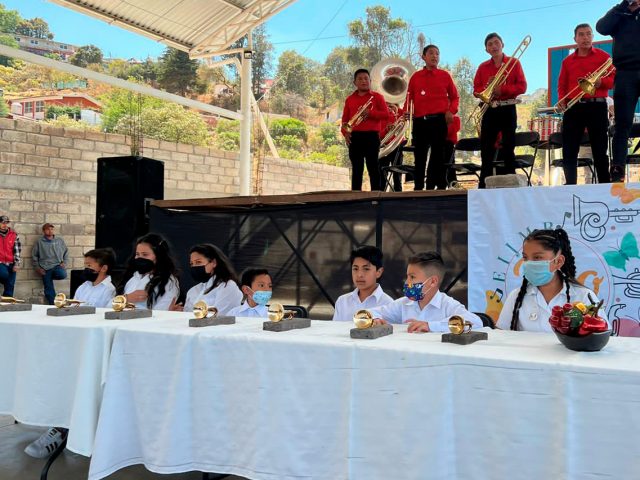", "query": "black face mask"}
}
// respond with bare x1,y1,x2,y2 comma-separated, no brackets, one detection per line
133,257,155,274
83,268,100,283
190,265,211,284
